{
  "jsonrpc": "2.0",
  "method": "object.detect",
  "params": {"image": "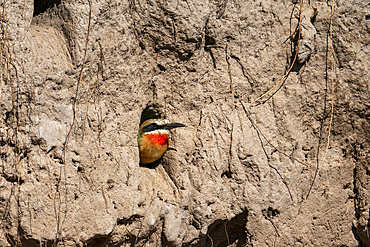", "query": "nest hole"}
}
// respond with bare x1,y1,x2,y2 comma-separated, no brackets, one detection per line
140,103,165,126
33,0,61,16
